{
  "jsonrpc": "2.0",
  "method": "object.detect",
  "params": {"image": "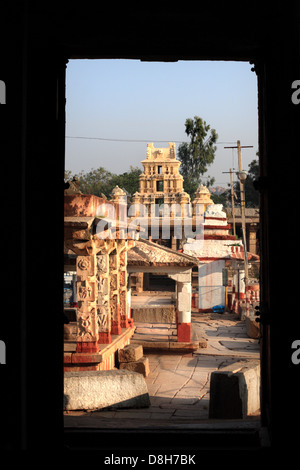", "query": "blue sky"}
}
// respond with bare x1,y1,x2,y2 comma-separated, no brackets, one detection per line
65,59,258,188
